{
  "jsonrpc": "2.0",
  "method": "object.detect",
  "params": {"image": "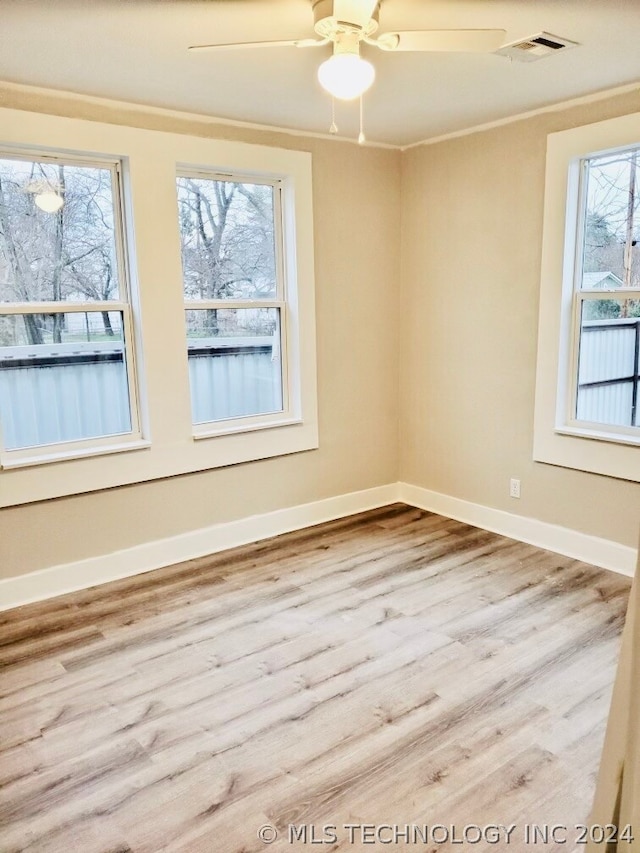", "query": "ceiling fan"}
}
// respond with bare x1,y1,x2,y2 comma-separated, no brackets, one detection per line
189,0,506,103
